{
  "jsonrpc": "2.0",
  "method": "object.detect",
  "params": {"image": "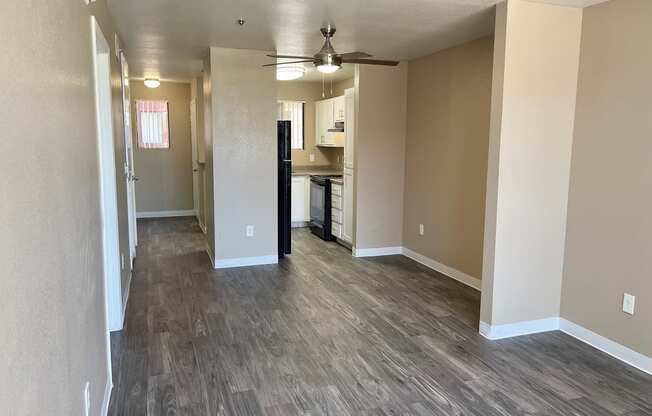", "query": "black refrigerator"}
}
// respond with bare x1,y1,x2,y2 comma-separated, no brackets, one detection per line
278,120,292,257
